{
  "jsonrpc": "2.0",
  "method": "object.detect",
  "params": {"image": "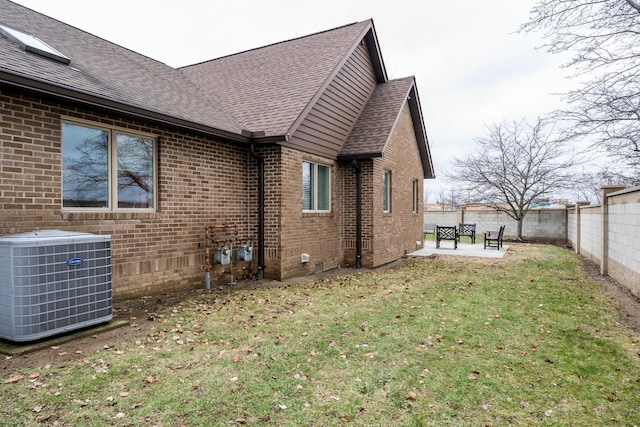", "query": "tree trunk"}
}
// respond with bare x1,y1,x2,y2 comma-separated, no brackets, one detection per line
516,219,524,242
